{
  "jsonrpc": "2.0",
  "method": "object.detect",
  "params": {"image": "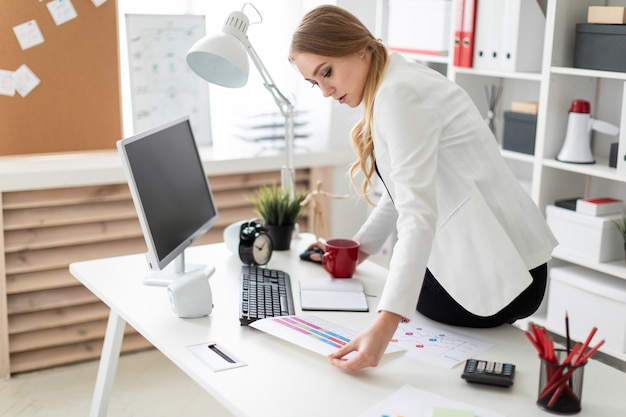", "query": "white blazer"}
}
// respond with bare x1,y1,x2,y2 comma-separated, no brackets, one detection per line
353,53,557,318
